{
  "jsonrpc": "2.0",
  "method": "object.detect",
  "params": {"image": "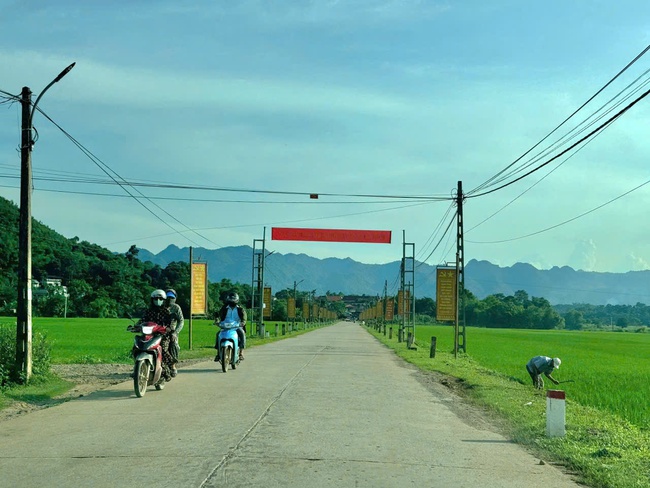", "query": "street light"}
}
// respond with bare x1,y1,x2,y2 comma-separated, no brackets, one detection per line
15,62,75,383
